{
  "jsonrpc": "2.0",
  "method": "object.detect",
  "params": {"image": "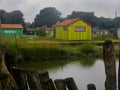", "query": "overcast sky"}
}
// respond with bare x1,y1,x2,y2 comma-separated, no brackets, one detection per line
0,0,120,22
